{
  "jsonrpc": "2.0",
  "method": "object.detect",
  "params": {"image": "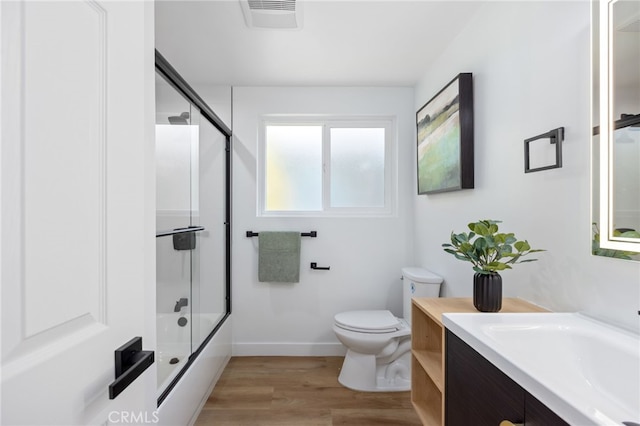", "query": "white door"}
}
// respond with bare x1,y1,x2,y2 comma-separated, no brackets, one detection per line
1,1,156,425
